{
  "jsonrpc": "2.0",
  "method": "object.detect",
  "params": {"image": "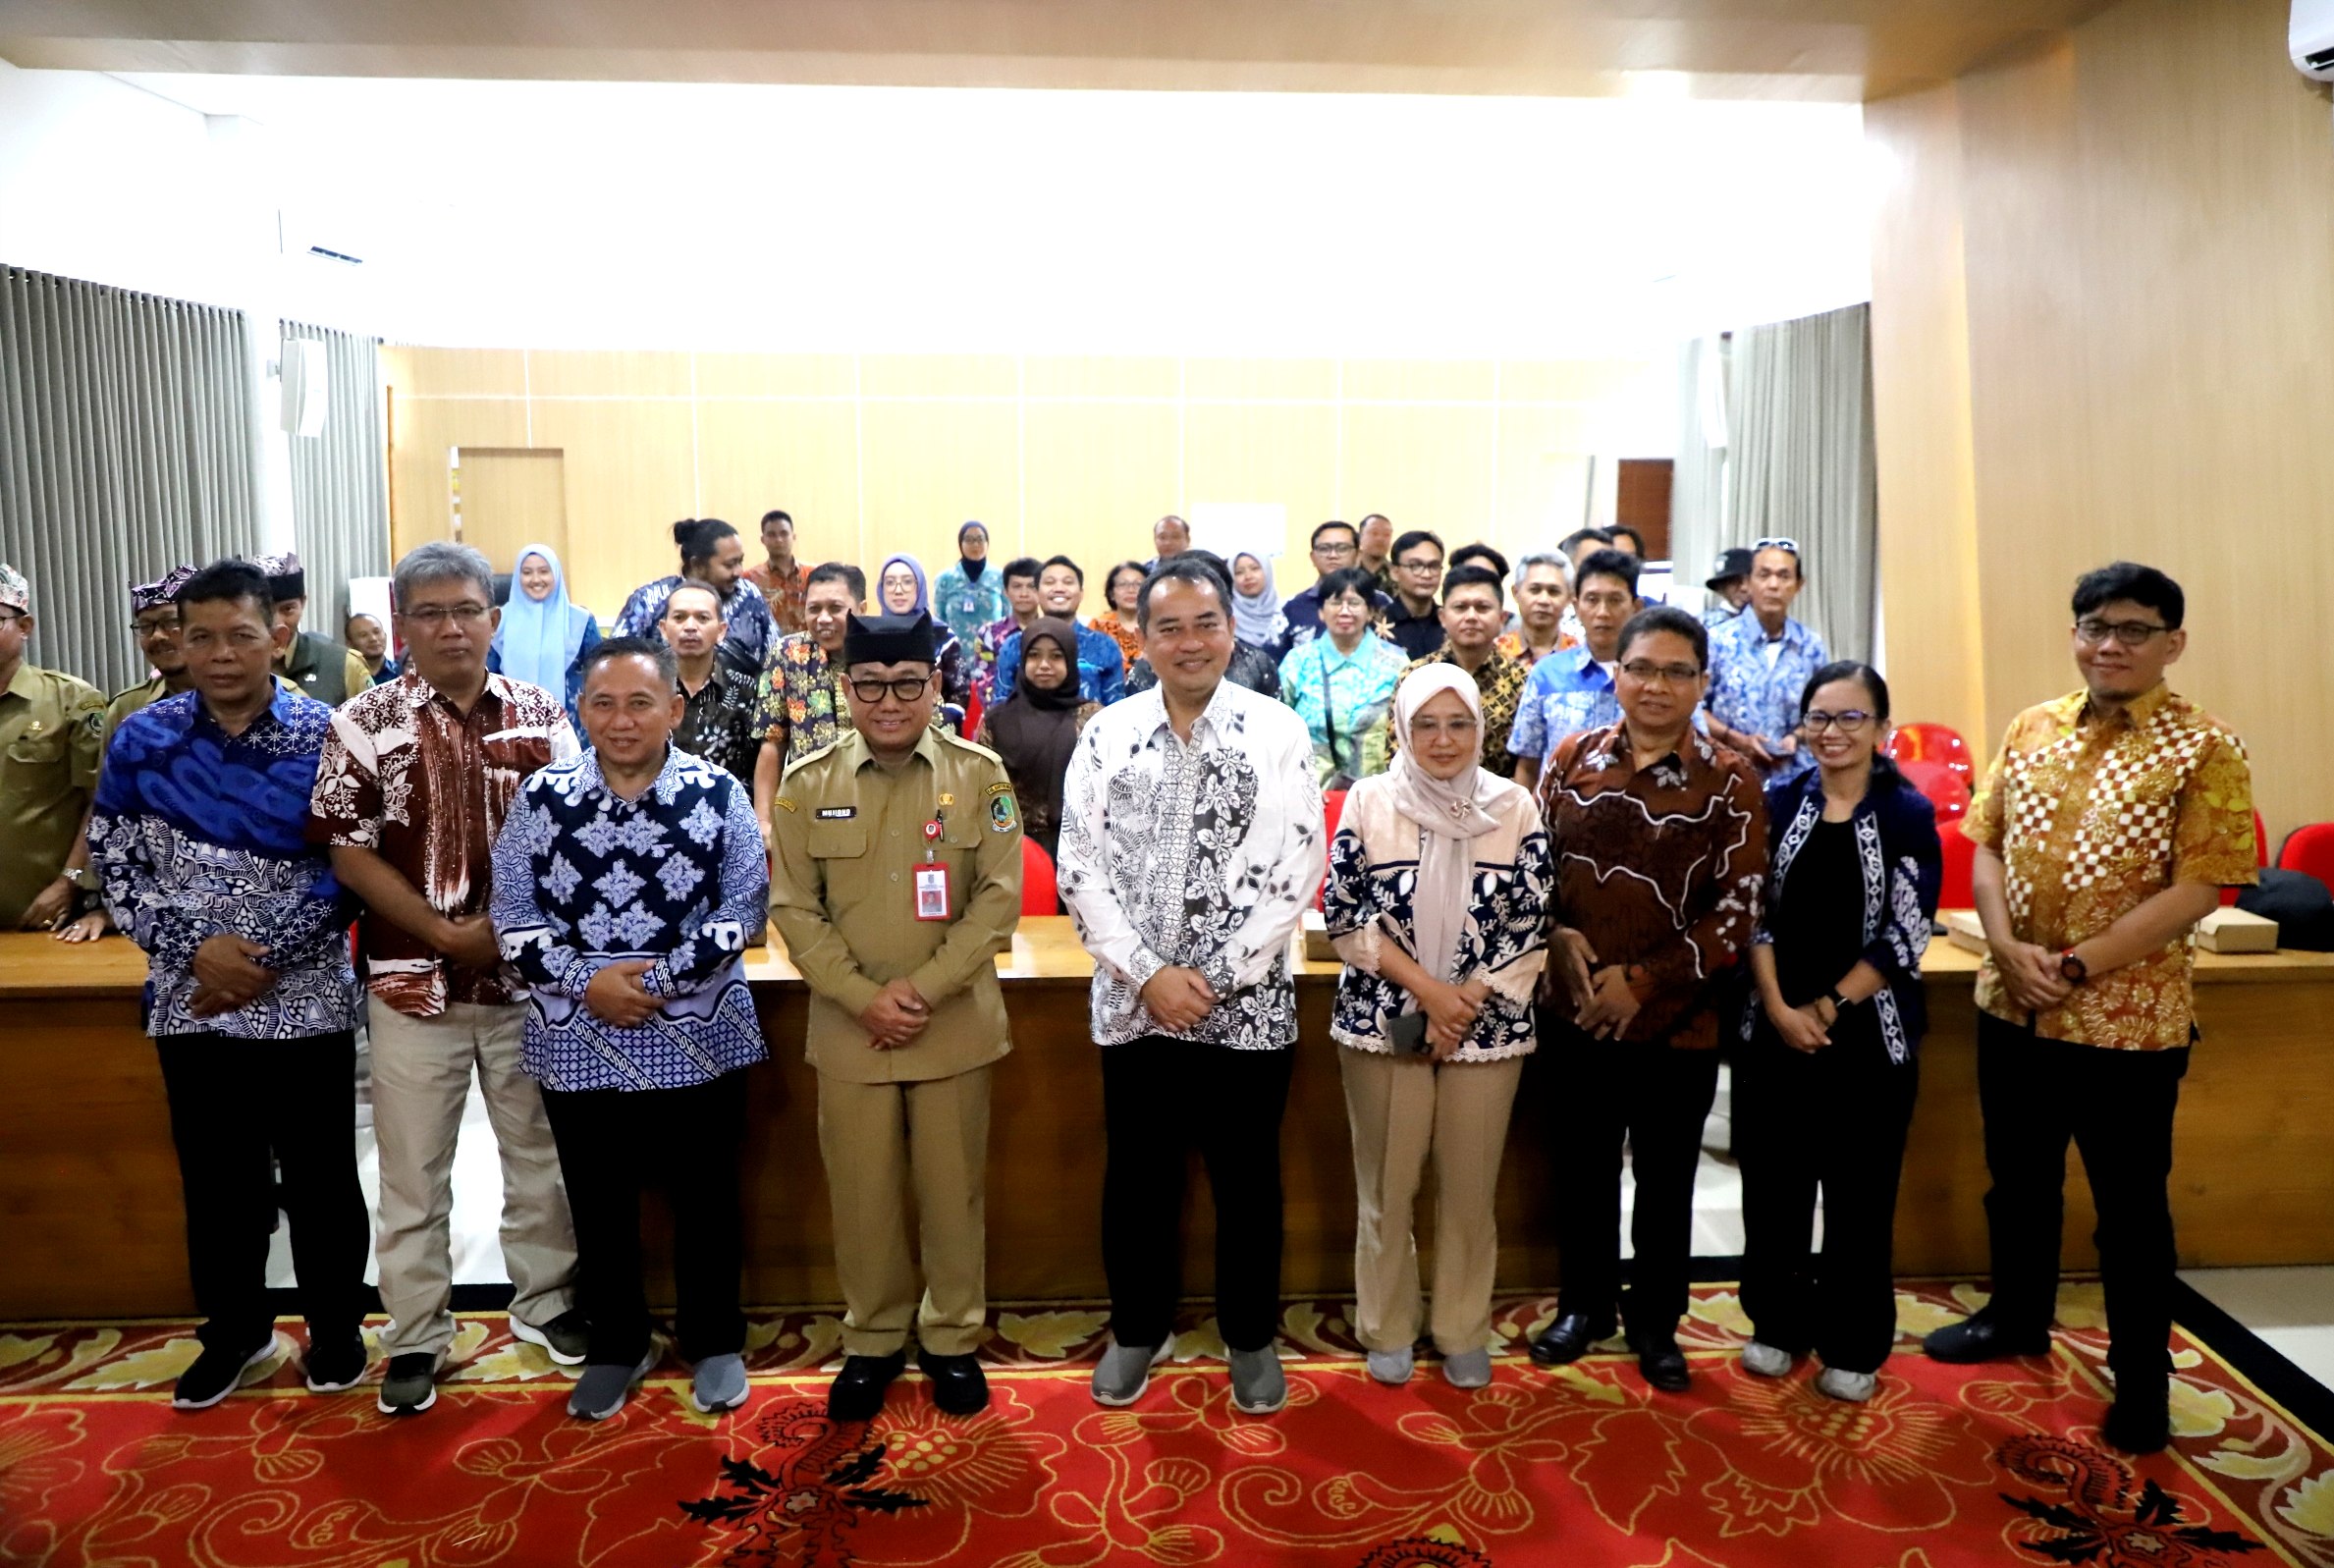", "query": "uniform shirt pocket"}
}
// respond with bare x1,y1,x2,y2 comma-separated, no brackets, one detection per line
806,822,868,860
